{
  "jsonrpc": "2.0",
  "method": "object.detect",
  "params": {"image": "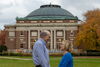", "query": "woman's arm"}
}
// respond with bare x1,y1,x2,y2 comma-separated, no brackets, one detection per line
59,54,70,67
